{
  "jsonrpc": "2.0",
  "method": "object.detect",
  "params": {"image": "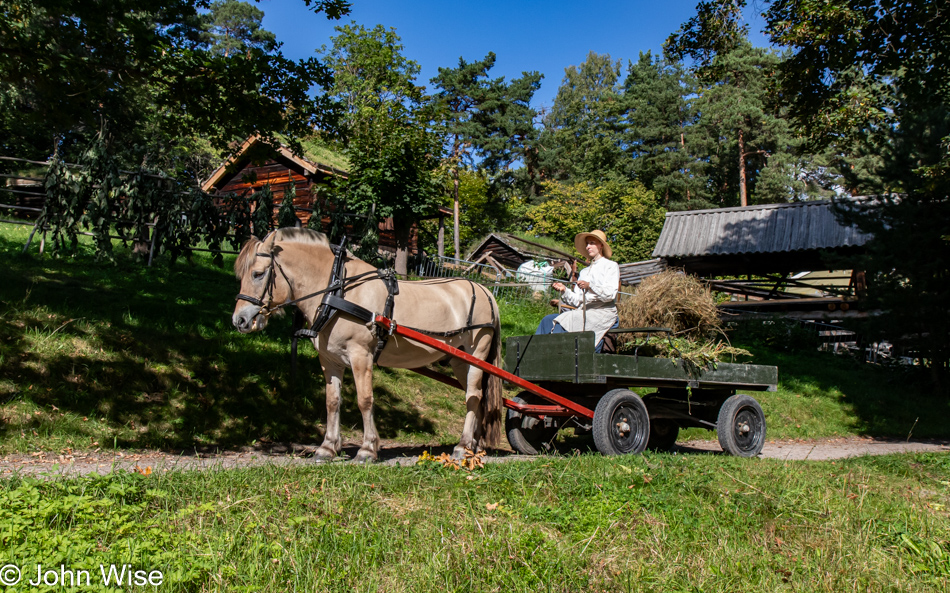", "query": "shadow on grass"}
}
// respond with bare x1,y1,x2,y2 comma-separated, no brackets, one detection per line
0,234,436,450
735,339,950,439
